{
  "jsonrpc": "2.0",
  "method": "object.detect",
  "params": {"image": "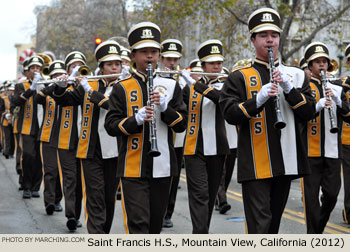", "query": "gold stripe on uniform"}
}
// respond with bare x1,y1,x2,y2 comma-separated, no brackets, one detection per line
58,86,74,149
119,180,130,234
308,83,321,156
40,96,56,142
241,68,272,179
21,82,33,135
169,112,183,127
184,86,202,155
80,160,89,225
121,79,144,177
76,81,98,158
343,92,350,145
